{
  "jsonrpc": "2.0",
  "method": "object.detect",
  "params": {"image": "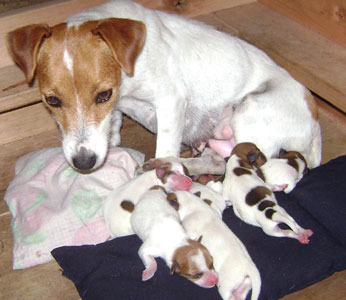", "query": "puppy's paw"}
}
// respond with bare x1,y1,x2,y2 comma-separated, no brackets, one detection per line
142,263,157,281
